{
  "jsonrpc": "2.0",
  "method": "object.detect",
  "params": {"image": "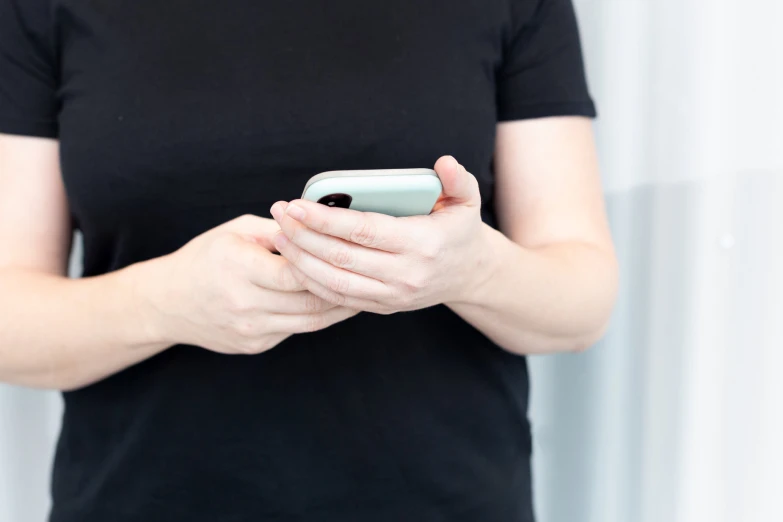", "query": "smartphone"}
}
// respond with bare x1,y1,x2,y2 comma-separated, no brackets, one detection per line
301,169,442,217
